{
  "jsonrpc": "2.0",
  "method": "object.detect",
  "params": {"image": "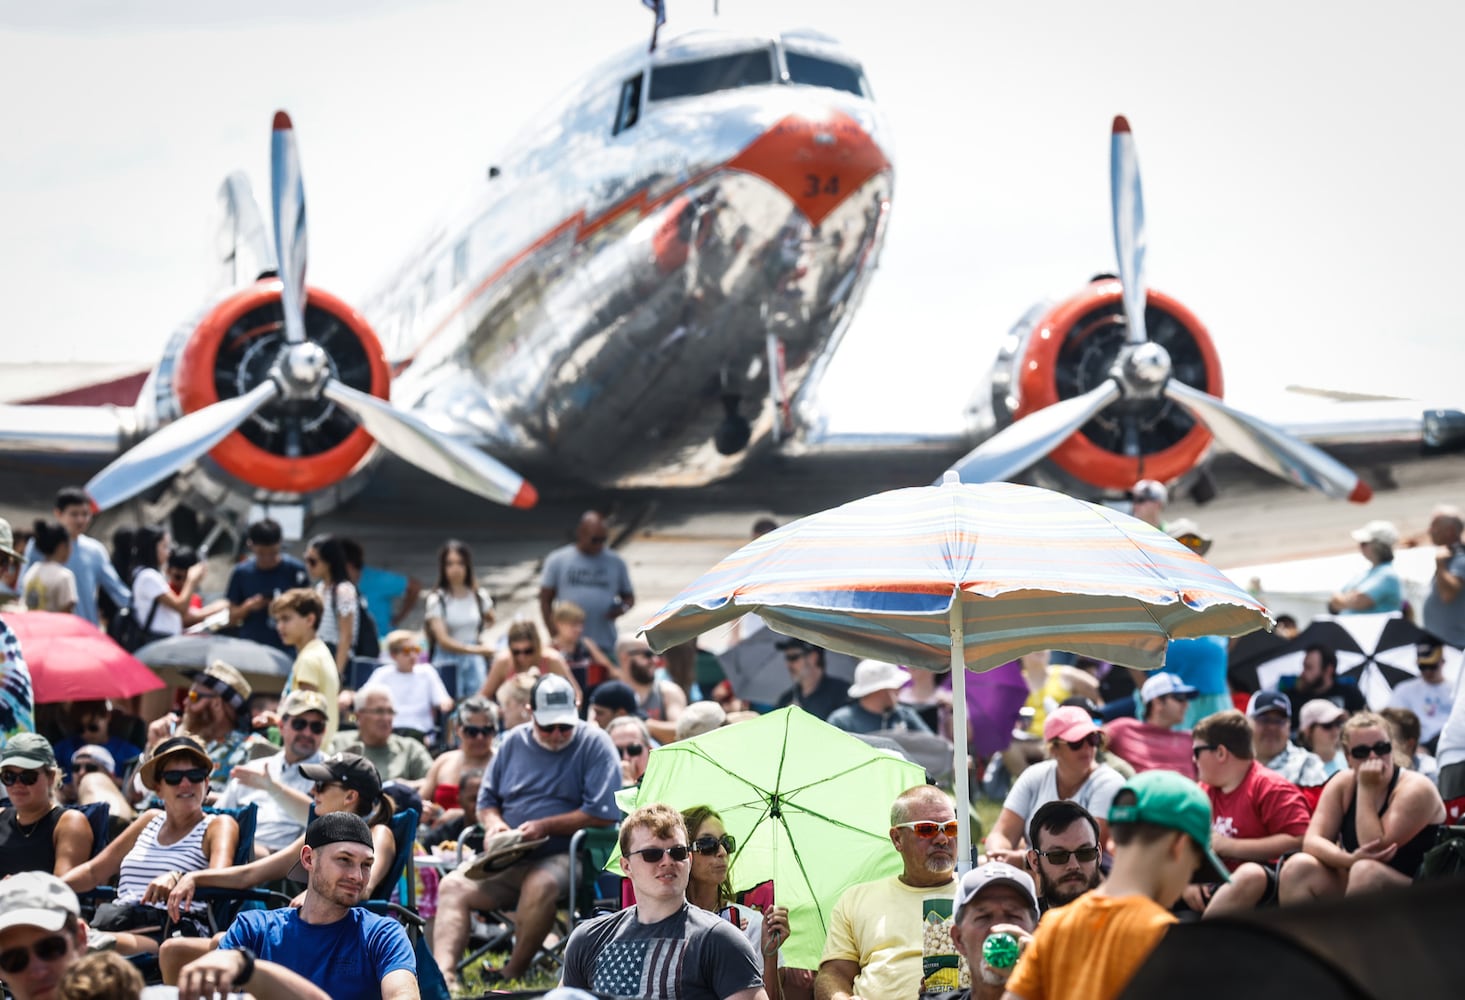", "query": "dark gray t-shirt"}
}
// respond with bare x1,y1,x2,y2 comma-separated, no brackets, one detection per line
540,545,633,651
563,902,762,1000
